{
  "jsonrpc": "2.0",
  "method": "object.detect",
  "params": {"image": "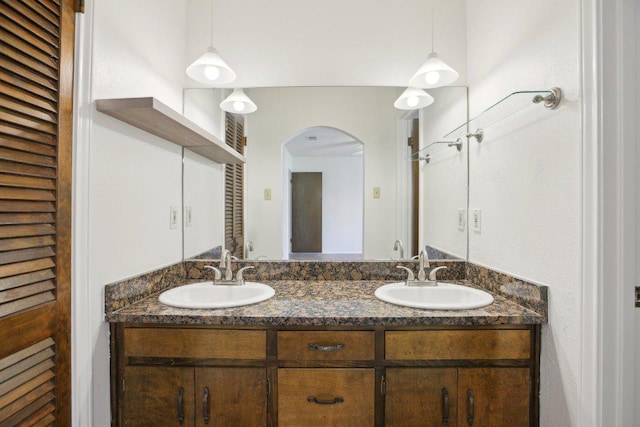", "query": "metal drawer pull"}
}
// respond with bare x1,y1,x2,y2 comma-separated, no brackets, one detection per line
308,343,345,352
177,387,185,425
442,387,450,425
467,389,475,426
307,396,345,405
202,387,210,424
